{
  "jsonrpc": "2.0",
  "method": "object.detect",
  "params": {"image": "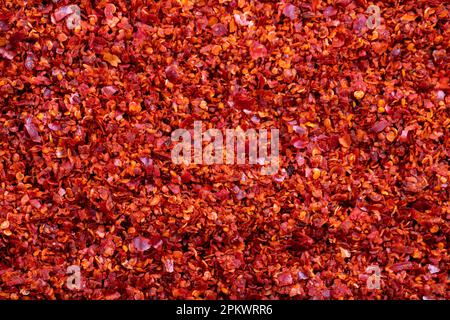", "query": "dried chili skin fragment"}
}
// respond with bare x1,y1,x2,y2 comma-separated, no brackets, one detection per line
0,0,449,301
